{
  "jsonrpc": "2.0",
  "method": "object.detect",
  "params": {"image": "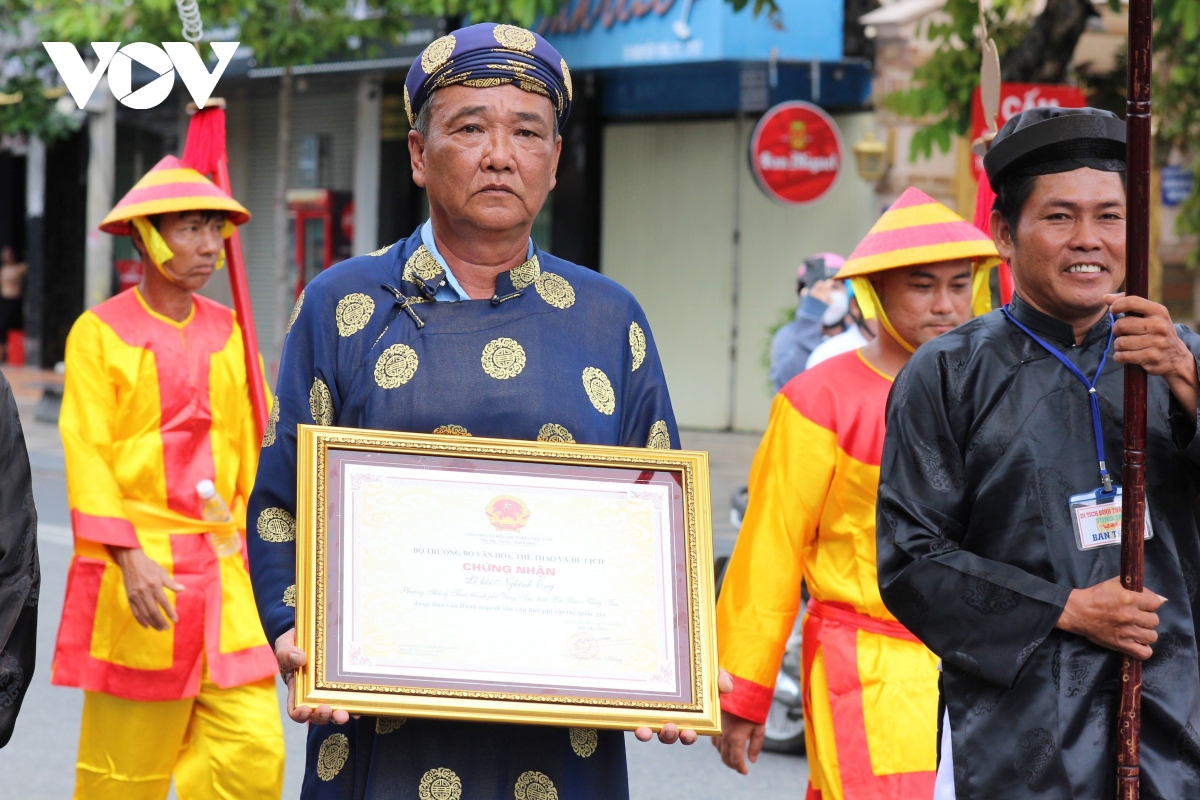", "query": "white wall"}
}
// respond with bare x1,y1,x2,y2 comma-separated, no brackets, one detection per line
602,112,881,432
